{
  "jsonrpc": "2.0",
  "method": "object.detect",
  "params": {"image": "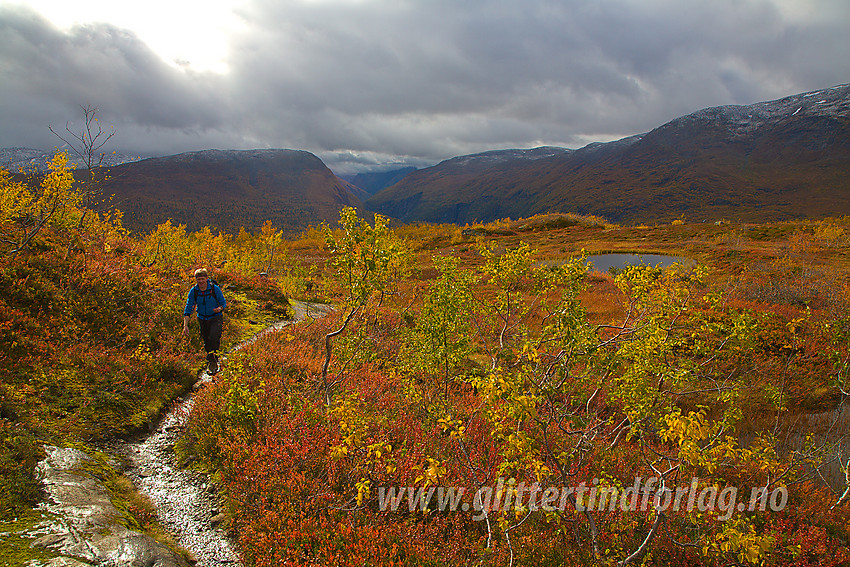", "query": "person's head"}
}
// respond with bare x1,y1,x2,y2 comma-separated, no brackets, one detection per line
194,268,209,286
